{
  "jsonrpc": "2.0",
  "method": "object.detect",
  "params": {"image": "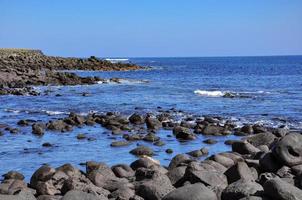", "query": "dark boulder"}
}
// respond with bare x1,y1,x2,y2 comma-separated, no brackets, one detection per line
264,178,302,200
224,162,255,184
110,140,130,147
146,116,162,130
173,126,196,140
32,123,45,136
111,164,135,178
232,141,260,155
221,179,264,200
2,171,24,181
259,152,283,172
129,113,145,125
203,138,218,144
168,154,191,170
162,183,217,200
245,132,276,147
61,190,107,200
272,133,302,167
136,172,174,200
